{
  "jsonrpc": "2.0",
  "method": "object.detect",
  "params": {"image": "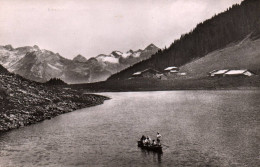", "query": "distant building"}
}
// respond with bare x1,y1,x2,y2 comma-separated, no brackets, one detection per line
209,69,254,77
208,70,218,75
164,66,180,76
209,70,229,77
164,66,179,71
132,68,166,79
223,70,254,77
132,71,142,77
